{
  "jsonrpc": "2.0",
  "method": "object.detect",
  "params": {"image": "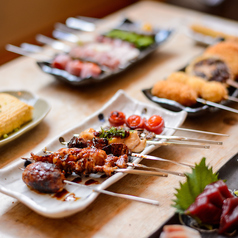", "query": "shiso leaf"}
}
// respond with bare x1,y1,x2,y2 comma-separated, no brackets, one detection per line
172,157,219,213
